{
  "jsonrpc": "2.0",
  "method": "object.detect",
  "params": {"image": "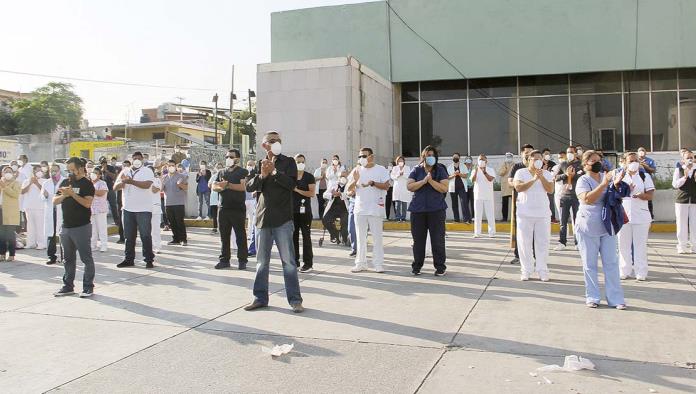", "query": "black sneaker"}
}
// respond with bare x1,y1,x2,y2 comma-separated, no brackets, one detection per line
79,289,94,298
349,251,357,257
215,261,231,269
434,268,447,277
238,262,247,270
117,260,135,268
54,287,75,297
167,241,180,246
116,239,125,244
145,262,154,269
211,228,218,234
300,265,313,273
412,269,421,276
510,257,519,265
46,260,57,265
